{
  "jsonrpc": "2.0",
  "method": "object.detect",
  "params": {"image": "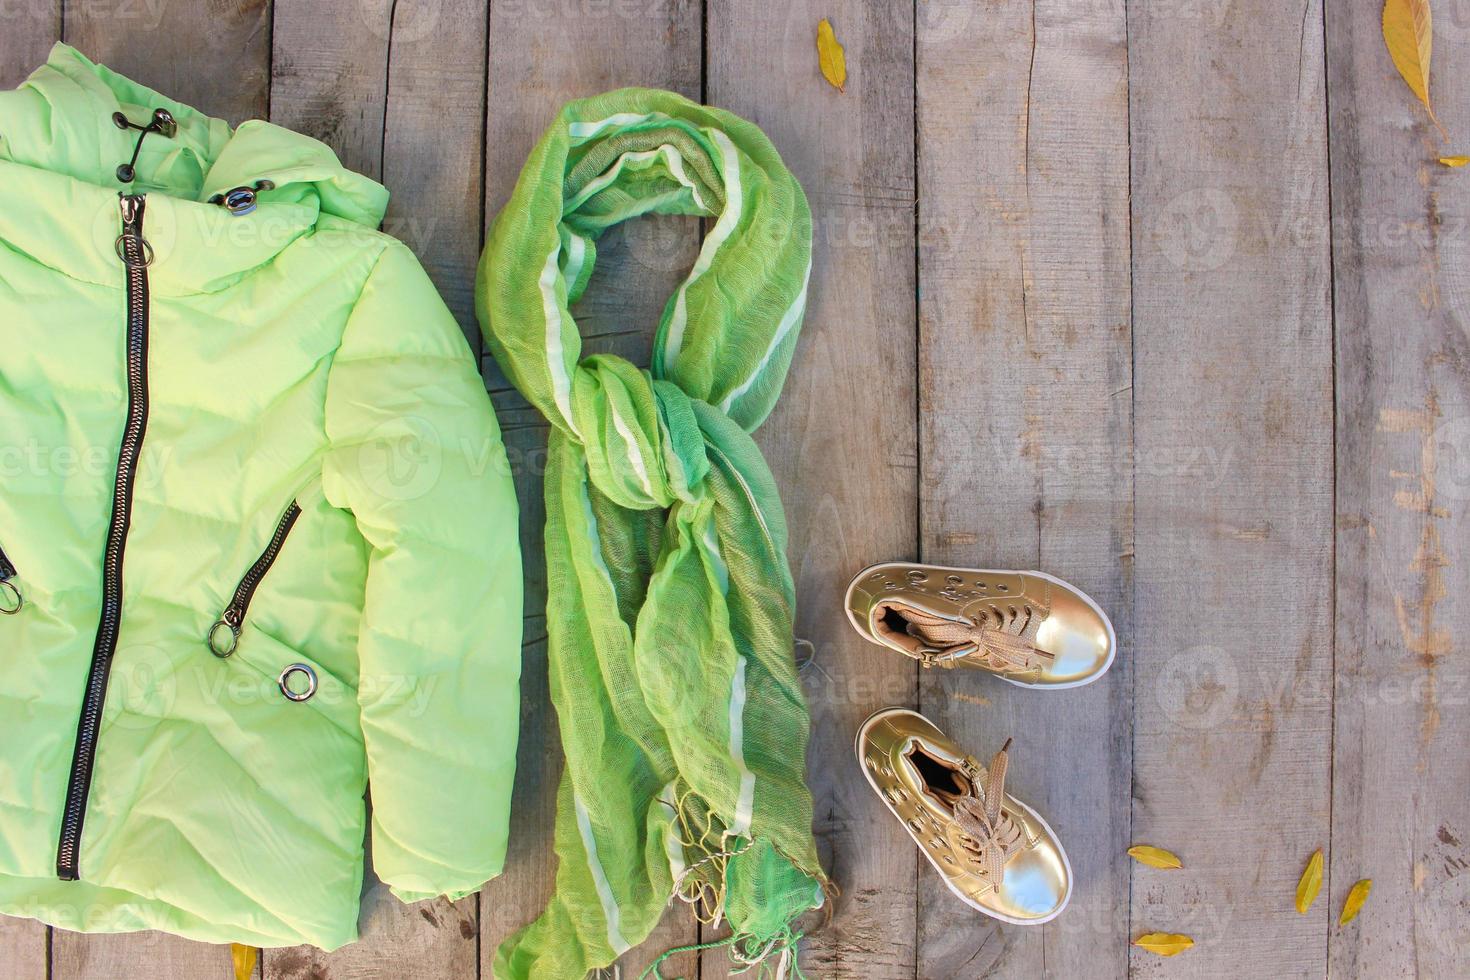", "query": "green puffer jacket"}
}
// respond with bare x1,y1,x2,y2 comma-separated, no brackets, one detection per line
0,45,522,950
